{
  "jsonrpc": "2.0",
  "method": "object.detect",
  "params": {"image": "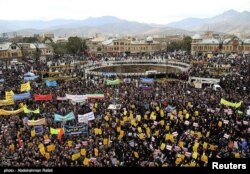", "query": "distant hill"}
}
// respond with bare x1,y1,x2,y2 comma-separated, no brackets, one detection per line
2,10,249,37
0,16,192,37
167,9,250,34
